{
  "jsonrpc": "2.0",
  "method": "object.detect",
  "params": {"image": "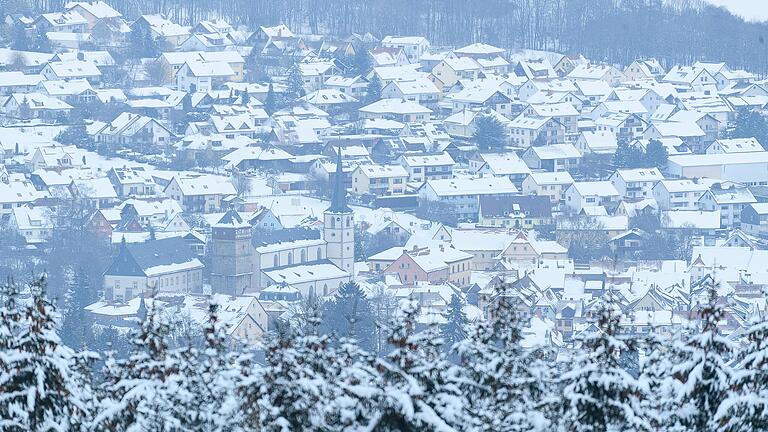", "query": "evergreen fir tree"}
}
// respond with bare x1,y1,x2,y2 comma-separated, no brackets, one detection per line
366,74,383,104
716,303,768,431
669,282,733,431
440,294,467,354
285,64,306,102
456,289,551,432
639,333,678,431
320,281,377,351
60,267,95,349
473,113,507,151
644,138,669,169
559,293,649,432
614,137,645,169
0,278,26,430
95,301,180,431
730,107,768,148
2,277,87,431
372,300,469,431
264,82,278,115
